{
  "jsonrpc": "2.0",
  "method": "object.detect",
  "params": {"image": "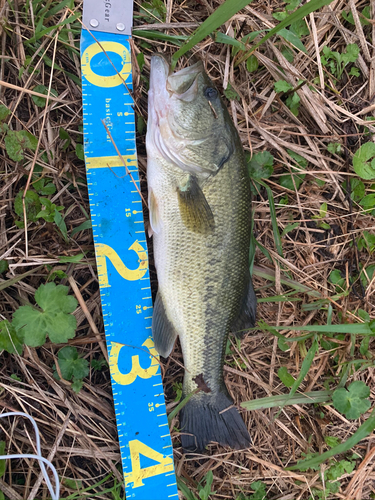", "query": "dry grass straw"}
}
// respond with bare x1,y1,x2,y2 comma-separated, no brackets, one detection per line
0,0,375,498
